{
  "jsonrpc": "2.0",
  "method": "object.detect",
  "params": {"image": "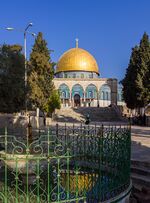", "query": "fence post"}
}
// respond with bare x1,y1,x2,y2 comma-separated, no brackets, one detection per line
56,123,59,138
99,124,103,201
47,127,50,203
4,127,8,203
